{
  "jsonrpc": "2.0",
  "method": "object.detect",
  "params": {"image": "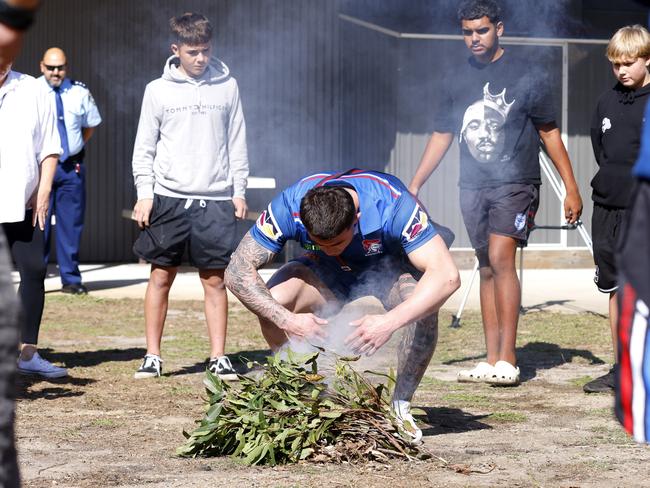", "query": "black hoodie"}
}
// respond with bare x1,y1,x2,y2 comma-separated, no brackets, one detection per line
590,82,650,208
